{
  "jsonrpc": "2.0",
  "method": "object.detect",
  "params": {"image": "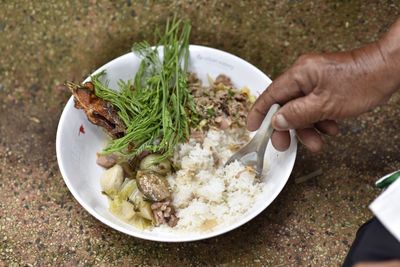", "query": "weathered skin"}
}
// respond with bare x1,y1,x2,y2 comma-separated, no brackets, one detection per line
248,19,400,153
